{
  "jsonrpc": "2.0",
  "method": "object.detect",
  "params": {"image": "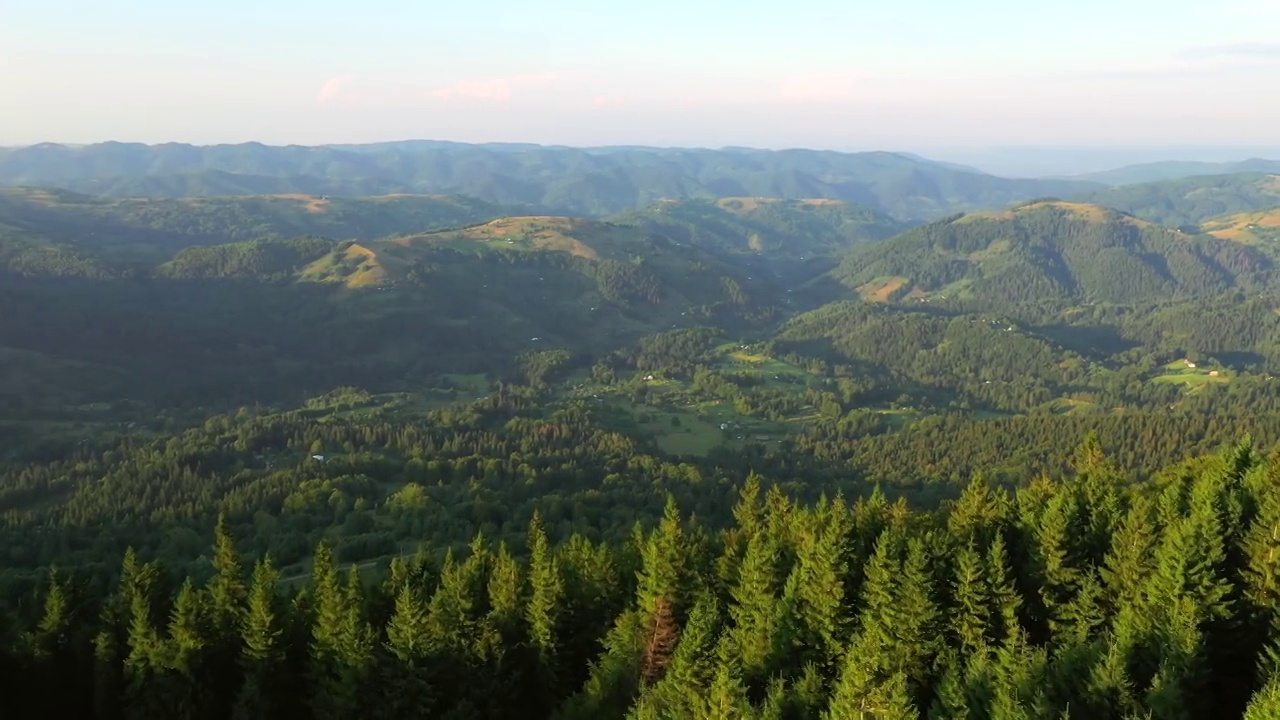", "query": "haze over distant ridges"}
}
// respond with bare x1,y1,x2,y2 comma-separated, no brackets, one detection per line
0,140,1100,221
1070,158,1280,186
